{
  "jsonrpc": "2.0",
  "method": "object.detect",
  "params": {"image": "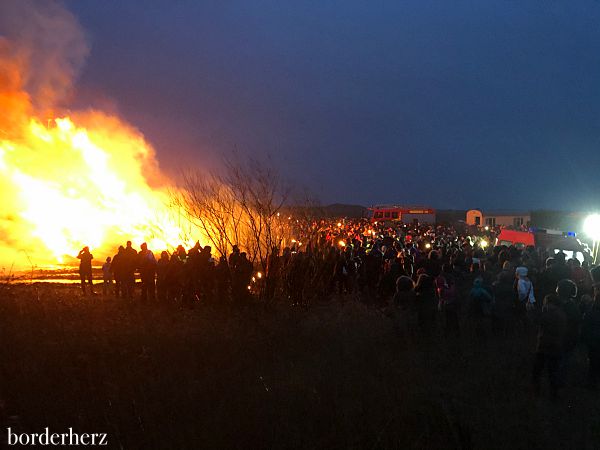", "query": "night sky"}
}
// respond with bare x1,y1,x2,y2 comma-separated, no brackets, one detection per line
66,0,600,211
